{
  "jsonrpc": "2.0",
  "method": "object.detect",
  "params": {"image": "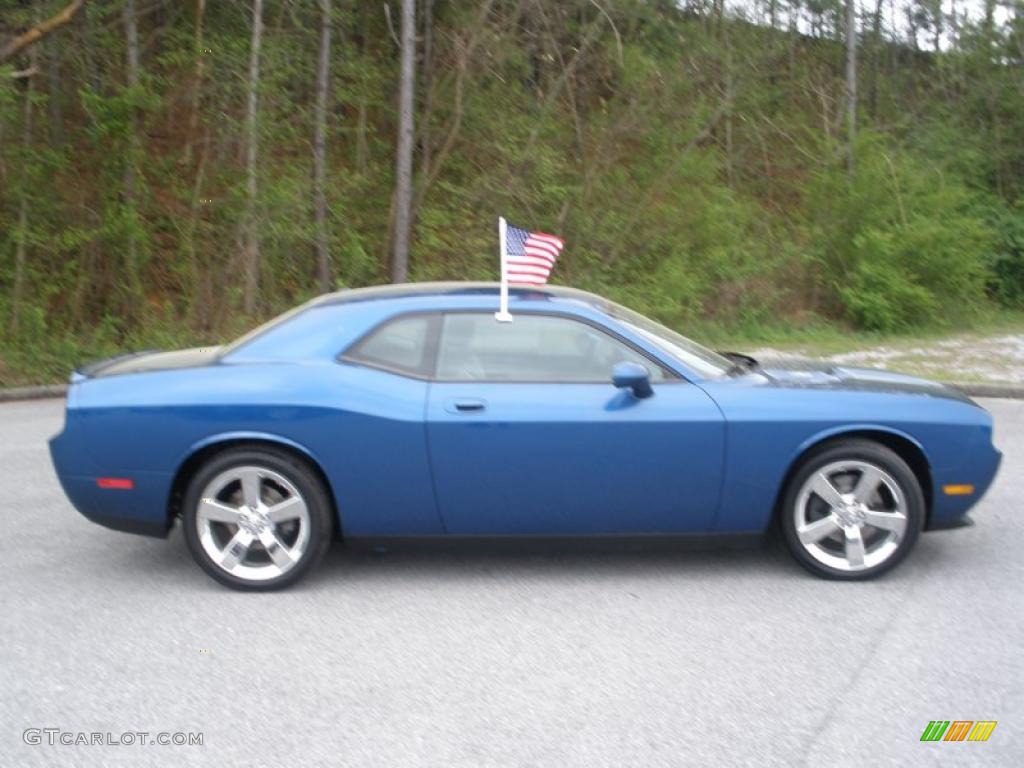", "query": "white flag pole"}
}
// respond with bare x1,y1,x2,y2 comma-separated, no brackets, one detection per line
494,215,513,322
